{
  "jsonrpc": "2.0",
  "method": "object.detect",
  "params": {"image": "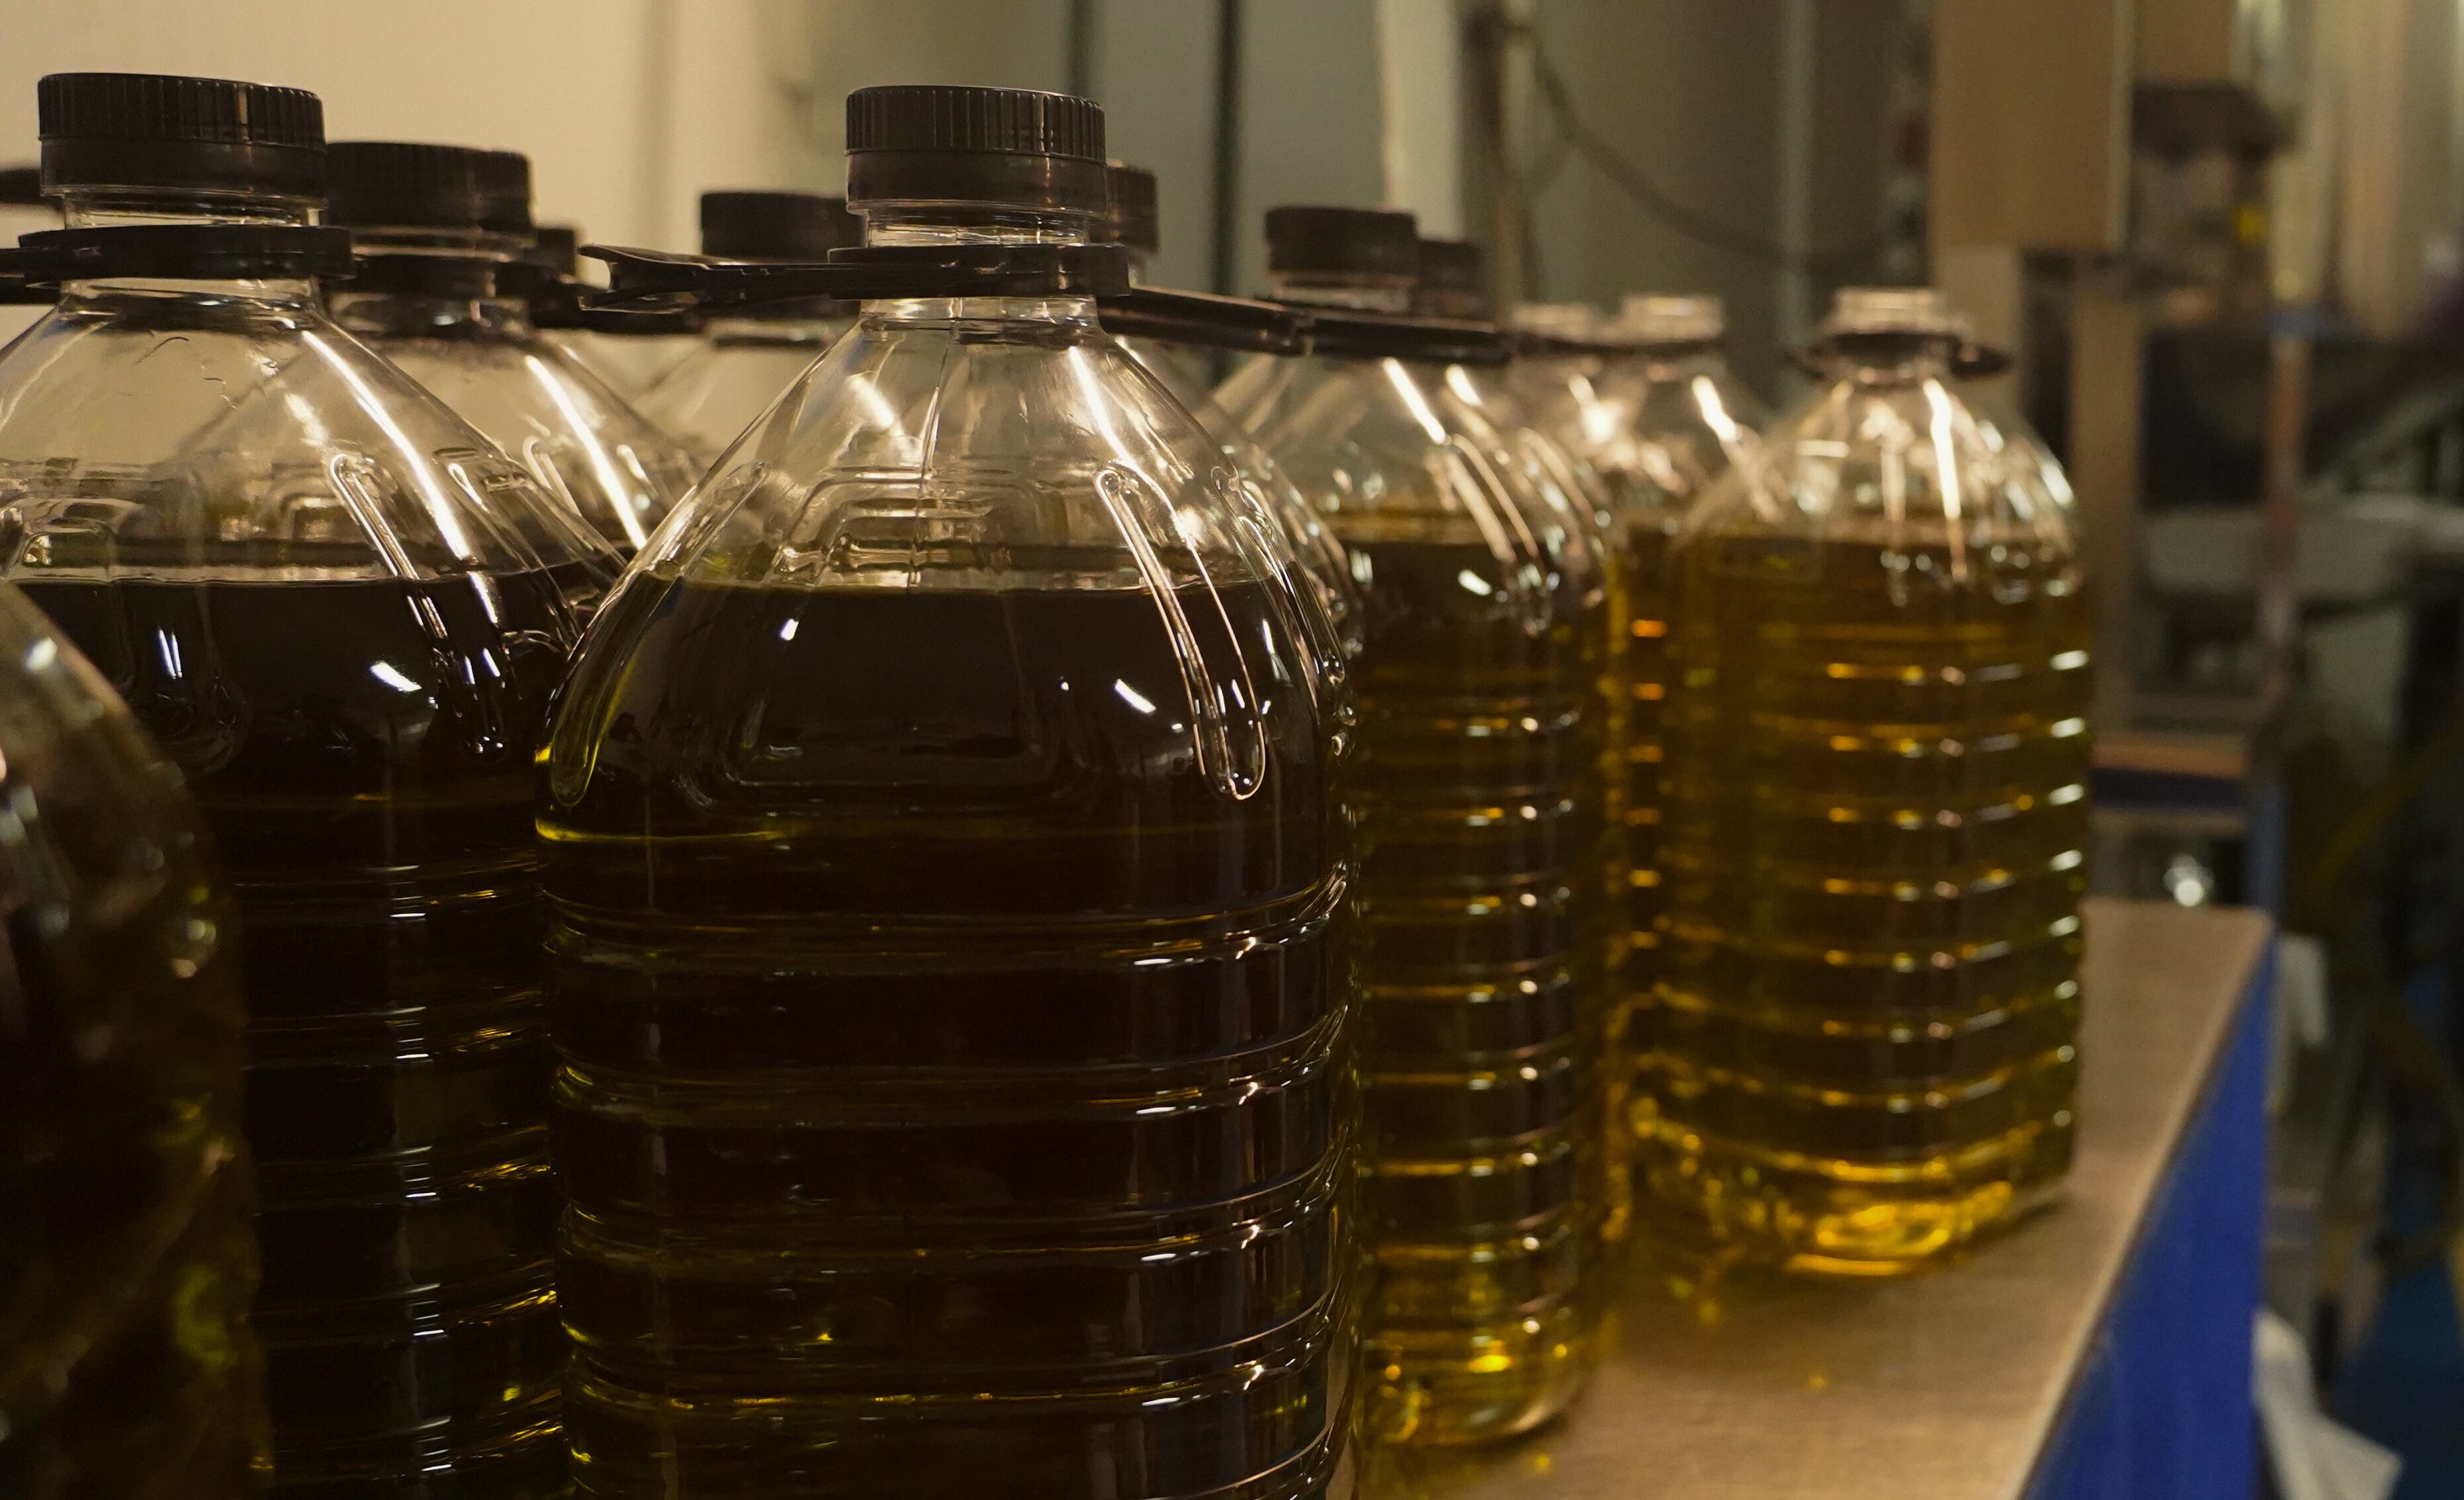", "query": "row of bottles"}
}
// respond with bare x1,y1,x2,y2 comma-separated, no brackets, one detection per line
0,69,2087,1500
